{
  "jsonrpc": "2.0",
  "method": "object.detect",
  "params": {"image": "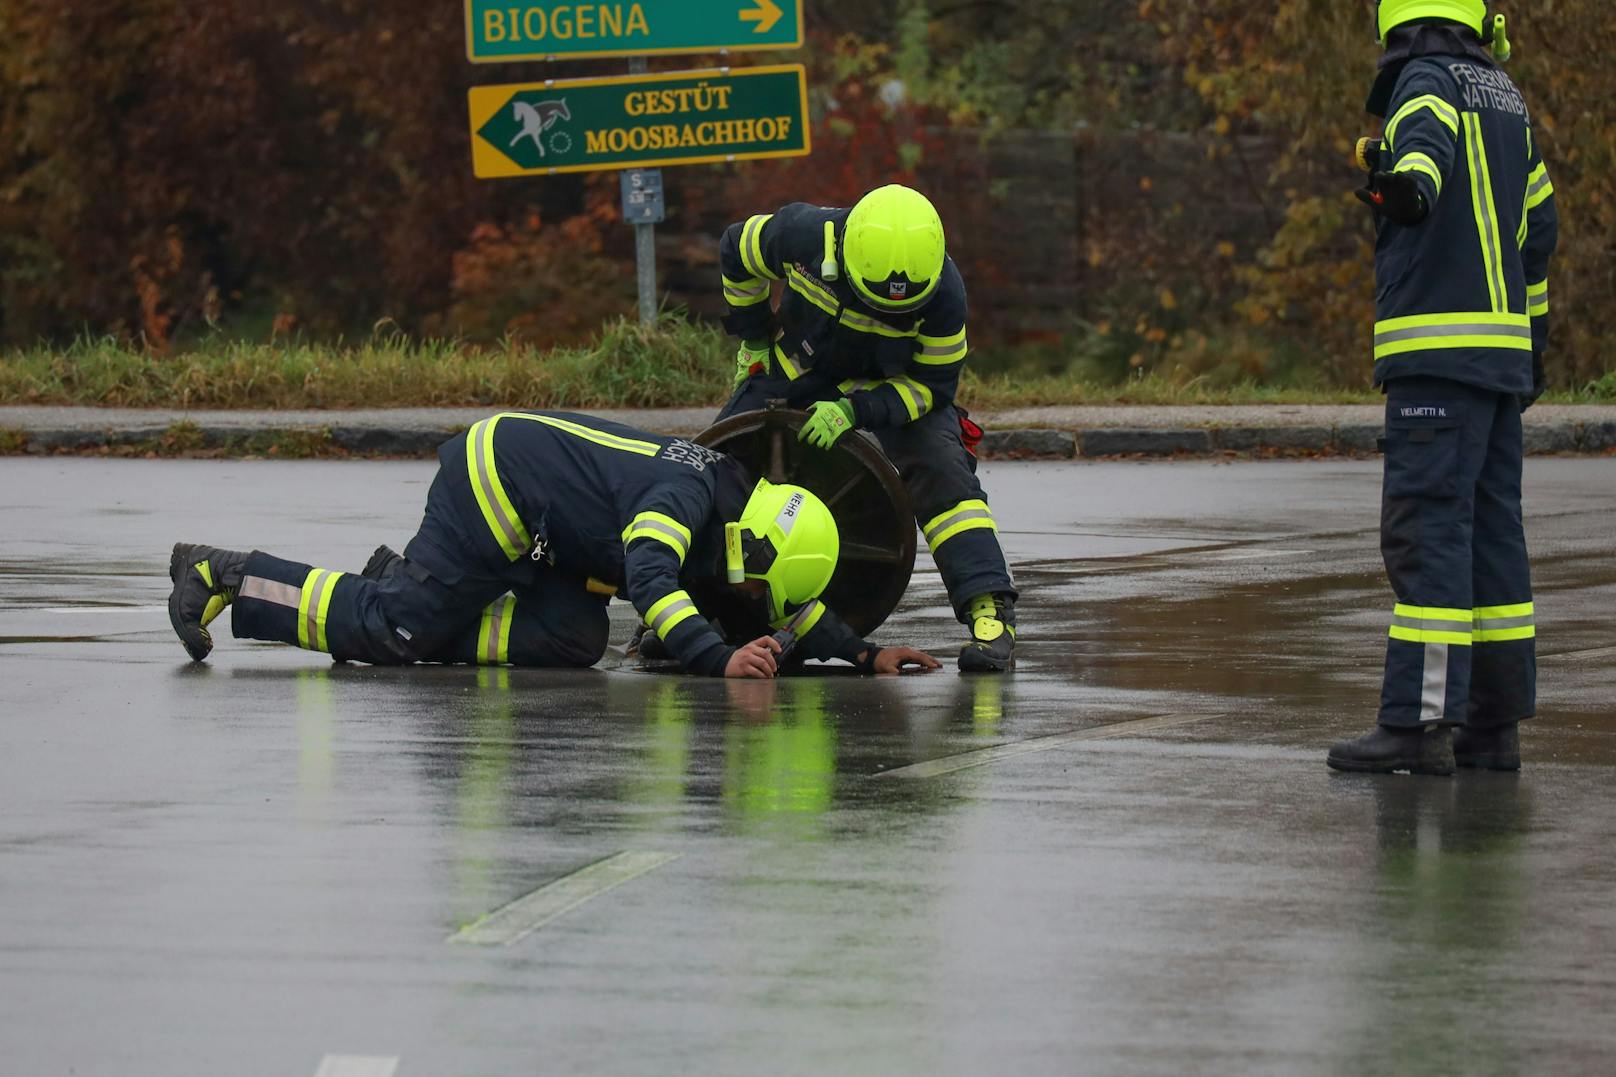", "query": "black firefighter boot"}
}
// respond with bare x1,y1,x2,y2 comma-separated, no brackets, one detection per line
1327,725,1456,776
168,542,252,661
1453,722,1521,771
959,592,1016,673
